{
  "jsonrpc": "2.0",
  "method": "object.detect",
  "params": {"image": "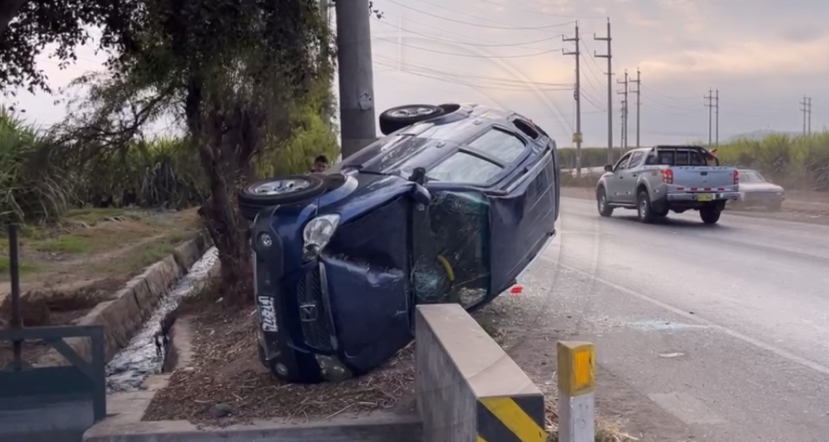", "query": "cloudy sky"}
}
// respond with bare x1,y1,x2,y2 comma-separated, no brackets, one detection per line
4,0,829,147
